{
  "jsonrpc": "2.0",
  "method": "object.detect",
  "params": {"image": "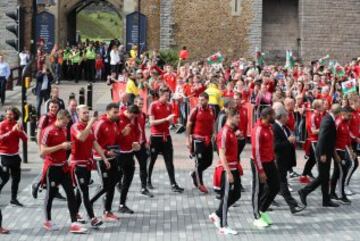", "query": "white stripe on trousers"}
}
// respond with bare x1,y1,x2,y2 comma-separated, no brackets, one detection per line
222,174,230,227
193,140,202,186
345,146,355,186
252,161,260,219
